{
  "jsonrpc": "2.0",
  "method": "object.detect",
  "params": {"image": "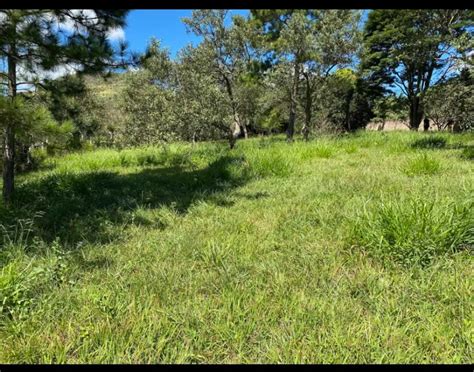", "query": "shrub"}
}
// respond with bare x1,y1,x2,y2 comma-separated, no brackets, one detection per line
28,148,49,170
